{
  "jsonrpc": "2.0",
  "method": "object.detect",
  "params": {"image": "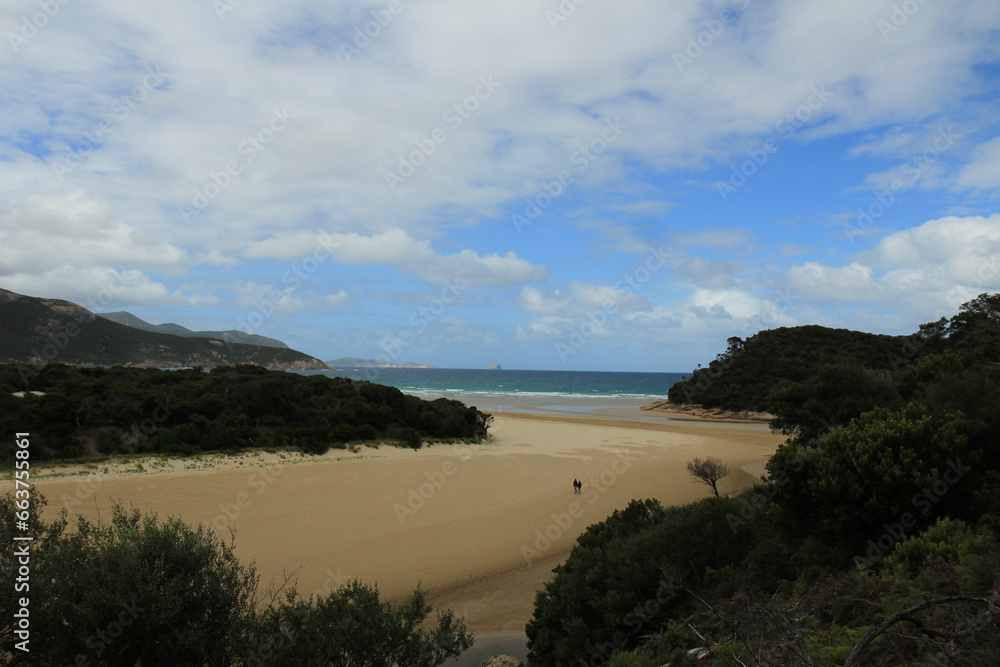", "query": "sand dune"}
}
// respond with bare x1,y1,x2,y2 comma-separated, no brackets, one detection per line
20,409,785,640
